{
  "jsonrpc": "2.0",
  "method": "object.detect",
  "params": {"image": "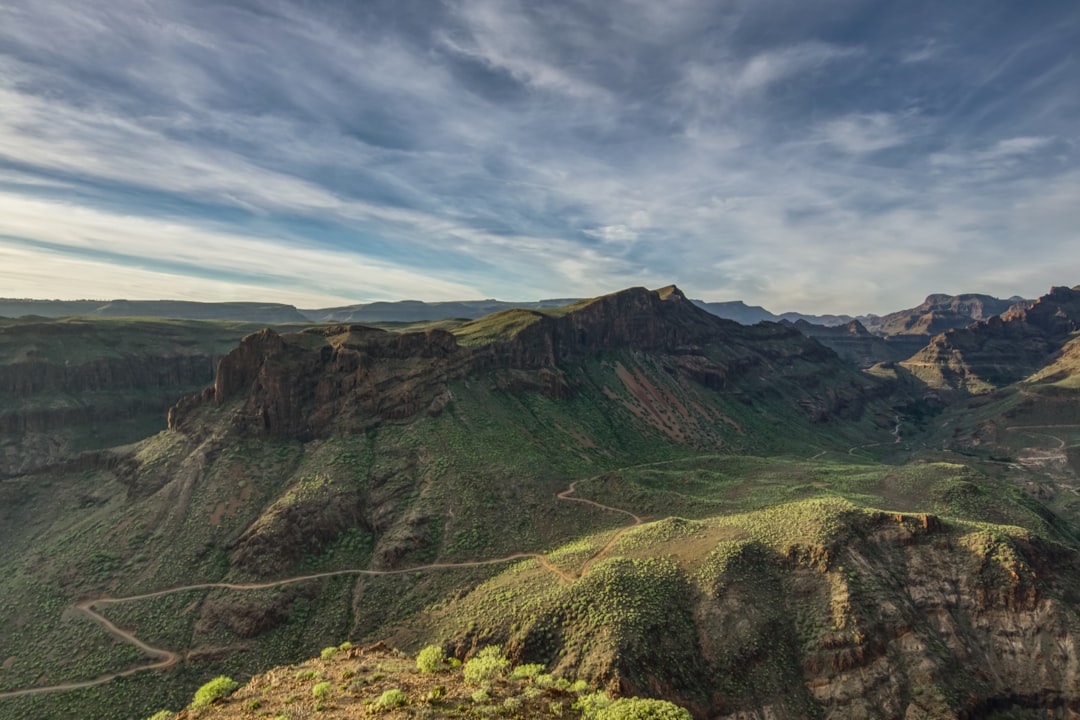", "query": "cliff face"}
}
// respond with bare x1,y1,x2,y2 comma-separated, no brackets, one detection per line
863,293,1023,338
0,355,218,476
901,286,1080,392
173,286,881,442
0,317,257,475
788,319,905,367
